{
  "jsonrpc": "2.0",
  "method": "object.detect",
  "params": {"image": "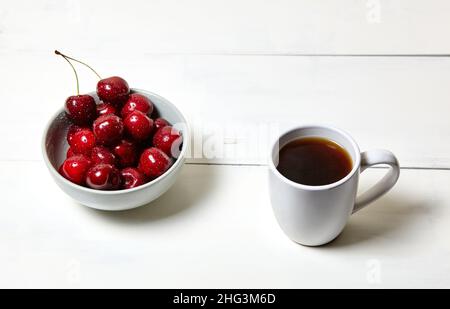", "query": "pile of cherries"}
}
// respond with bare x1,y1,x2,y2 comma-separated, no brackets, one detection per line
56,51,182,190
